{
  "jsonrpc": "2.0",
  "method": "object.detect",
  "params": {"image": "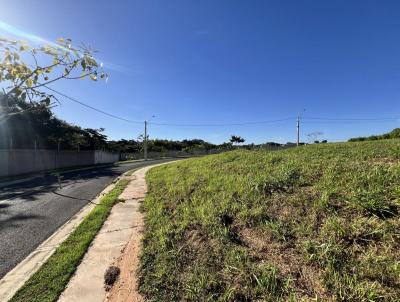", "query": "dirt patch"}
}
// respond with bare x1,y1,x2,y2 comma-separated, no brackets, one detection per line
105,167,149,302
105,226,145,302
104,266,120,291
240,227,330,300
186,228,207,249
